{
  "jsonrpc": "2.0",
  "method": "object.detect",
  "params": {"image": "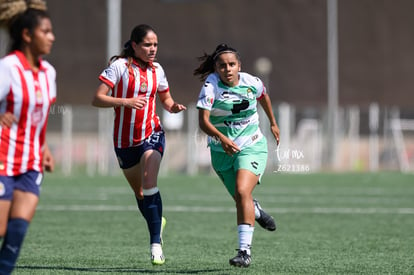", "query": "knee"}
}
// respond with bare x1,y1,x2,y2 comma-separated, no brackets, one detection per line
235,185,250,198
